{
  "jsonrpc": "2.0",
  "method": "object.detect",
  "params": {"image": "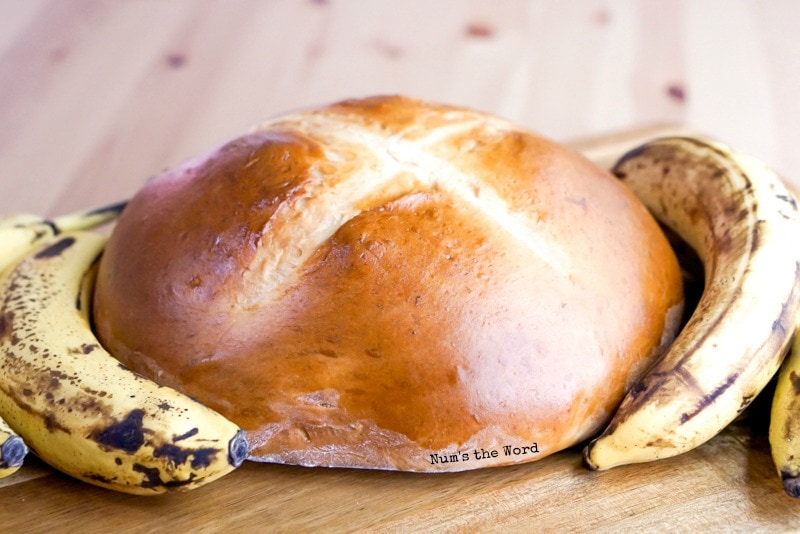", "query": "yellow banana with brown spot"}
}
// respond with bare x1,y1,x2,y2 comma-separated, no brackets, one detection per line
770,331,800,497
0,201,128,479
584,137,800,470
0,230,248,494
